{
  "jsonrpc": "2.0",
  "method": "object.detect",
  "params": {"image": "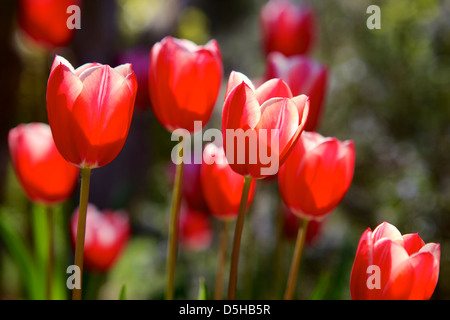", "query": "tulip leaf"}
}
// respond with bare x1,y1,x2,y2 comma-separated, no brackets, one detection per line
0,209,40,299
197,277,207,300
309,271,331,300
31,204,49,298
